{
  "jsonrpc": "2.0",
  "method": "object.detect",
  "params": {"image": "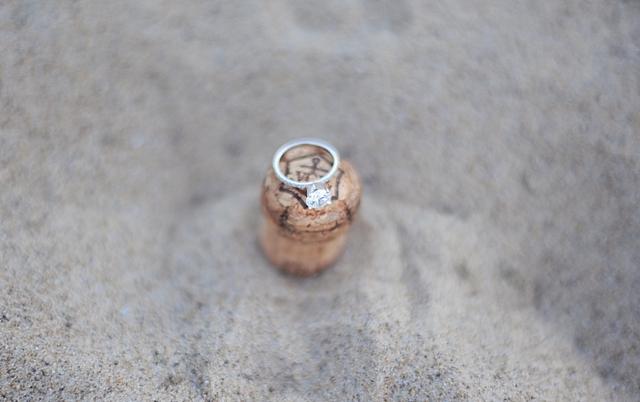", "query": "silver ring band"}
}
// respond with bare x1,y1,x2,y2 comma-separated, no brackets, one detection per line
272,138,340,189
